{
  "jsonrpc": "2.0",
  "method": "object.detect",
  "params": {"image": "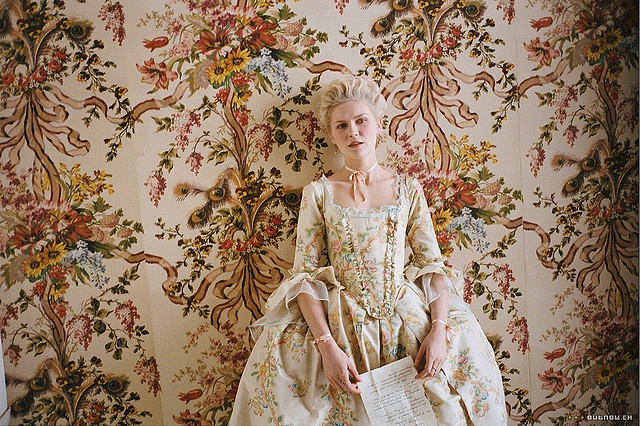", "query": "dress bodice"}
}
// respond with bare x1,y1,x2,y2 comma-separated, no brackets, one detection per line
318,175,410,318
